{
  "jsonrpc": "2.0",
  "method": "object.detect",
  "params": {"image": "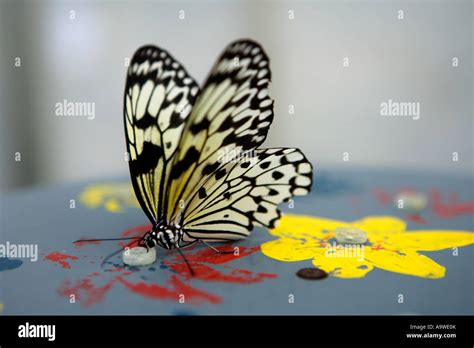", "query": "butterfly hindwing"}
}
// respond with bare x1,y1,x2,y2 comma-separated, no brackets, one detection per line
124,45,200,223
166,39,274,220
179,148,313,242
